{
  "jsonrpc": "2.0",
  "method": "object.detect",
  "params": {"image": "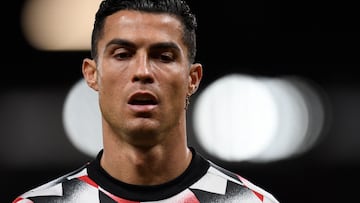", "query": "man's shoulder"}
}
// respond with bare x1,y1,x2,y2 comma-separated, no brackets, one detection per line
191,161,280,203
12,164,90,203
